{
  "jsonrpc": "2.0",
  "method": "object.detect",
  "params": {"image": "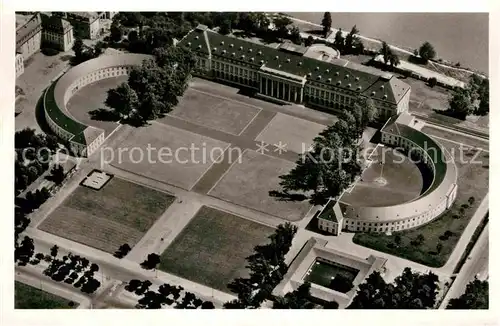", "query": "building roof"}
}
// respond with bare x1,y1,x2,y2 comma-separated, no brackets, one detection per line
179,25,411,105
16,12,42,47
318,199,343,222
332,114,458,223
41,13,72,33
45,53,152,145
67,11,100,21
